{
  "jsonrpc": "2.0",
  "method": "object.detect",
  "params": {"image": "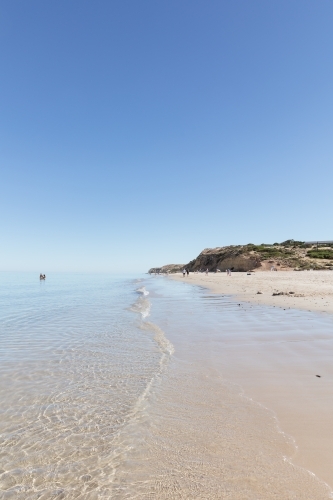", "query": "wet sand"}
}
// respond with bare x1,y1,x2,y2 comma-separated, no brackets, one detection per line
112,359,331,499
209,307,333,490
110,278,333,497
2,274,332,497
168,272,333,490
